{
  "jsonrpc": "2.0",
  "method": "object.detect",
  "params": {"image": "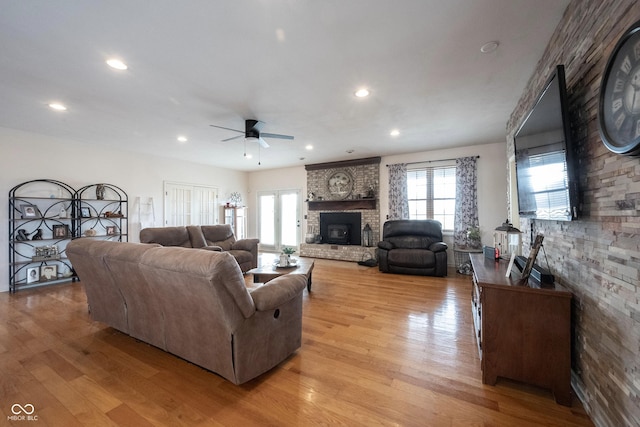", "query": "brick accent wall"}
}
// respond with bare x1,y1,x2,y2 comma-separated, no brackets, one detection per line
302,160,380,260
507,2,640,425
